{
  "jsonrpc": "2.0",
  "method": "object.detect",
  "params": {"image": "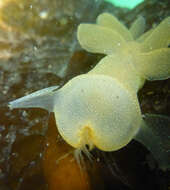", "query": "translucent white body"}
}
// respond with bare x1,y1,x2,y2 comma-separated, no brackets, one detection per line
54,74,141,151
9,13,170,169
